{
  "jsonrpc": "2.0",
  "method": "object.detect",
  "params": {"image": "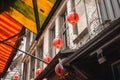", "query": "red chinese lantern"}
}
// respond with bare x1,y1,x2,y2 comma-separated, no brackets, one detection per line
14,74,19,80
30,78,34,80
35,68,42,76
53,37,64,49
55,63,66,77
43,78,50,80
67,12,79,25
43,55,52,63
